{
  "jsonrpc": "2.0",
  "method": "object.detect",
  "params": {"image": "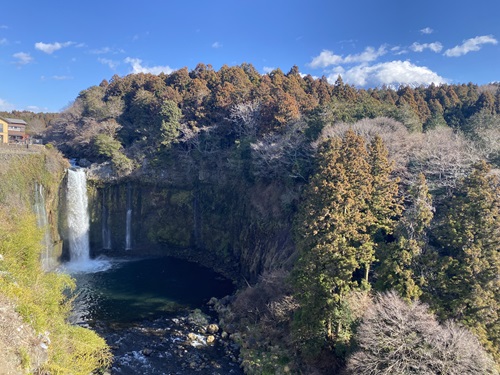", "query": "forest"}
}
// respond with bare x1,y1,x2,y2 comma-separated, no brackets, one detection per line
8,63,500,373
